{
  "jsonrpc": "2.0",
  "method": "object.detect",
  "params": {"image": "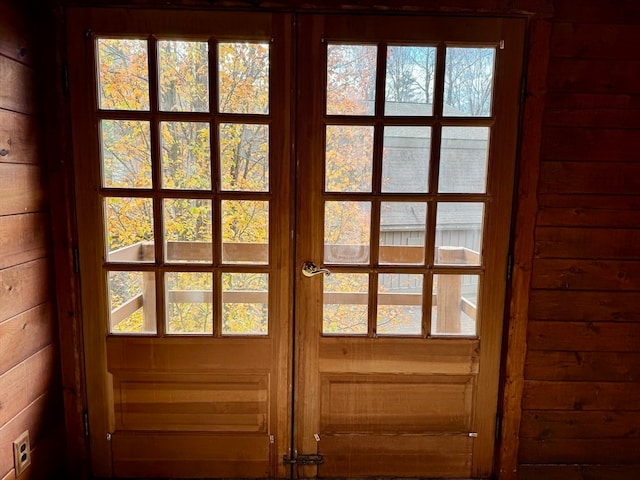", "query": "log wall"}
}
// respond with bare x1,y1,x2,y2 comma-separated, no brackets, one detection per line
519,0,640,478
0,1,66,479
